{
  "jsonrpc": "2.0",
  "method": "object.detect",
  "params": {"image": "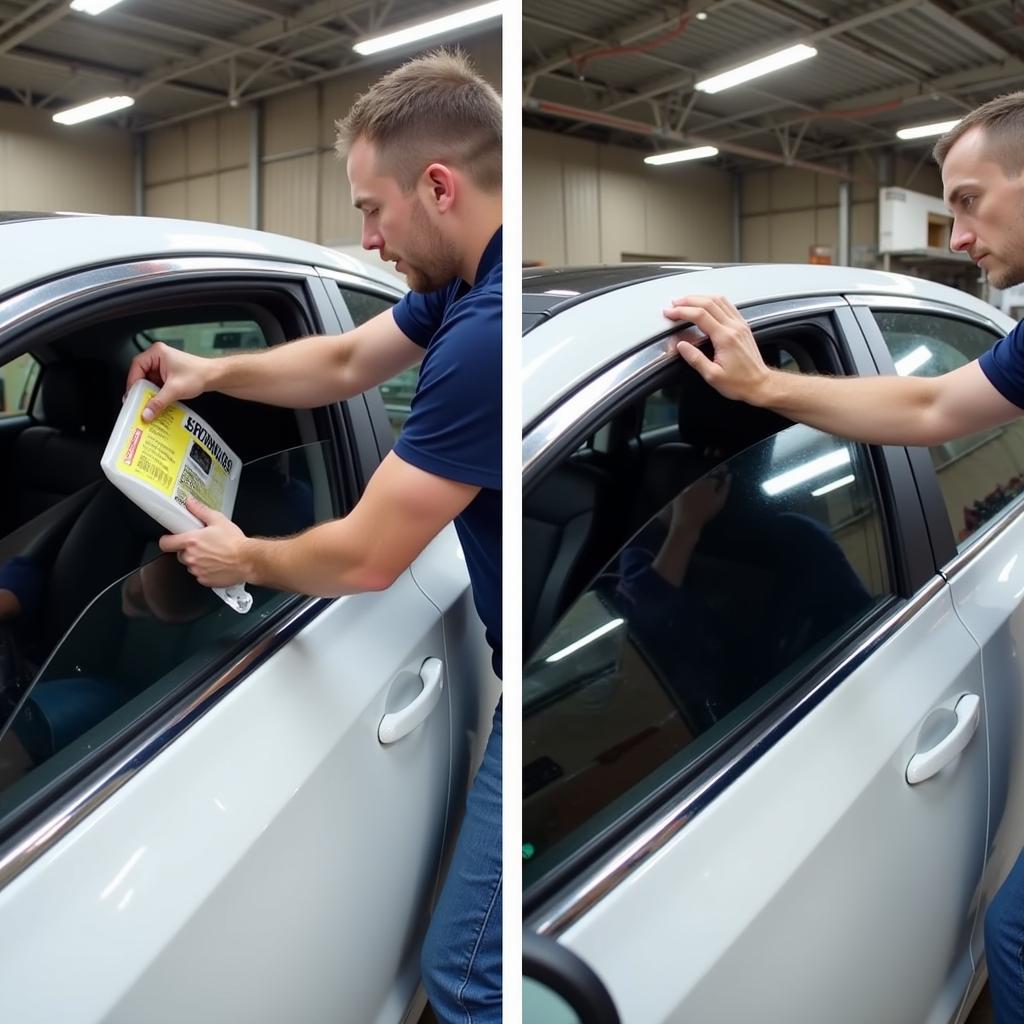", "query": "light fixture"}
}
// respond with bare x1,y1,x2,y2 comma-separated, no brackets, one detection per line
762,448,851,496
546,619,624,663
52,95,134,125
895,119,961,140
811,474,855,498
895,345,932,376
70,0,127,14
696,11,709,20
645,146,719,165
696,44,817,94
353,1,502,56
